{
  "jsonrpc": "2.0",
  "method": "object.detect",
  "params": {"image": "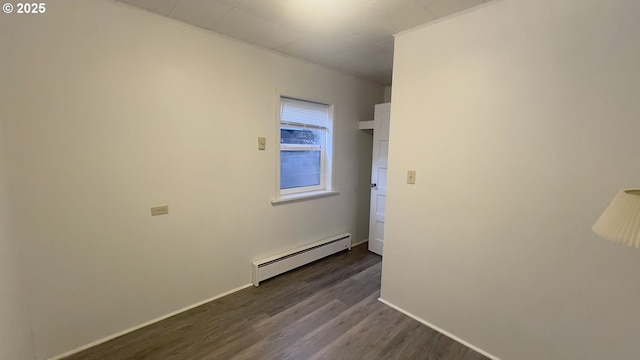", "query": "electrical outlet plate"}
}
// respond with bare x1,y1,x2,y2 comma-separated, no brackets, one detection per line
151,205,169,216
407,170,416,184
